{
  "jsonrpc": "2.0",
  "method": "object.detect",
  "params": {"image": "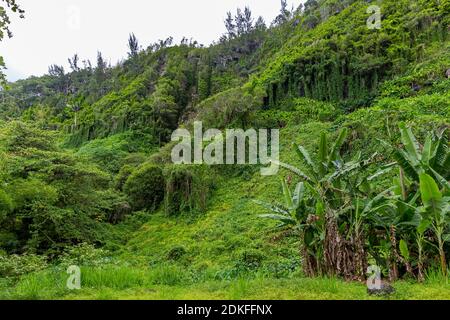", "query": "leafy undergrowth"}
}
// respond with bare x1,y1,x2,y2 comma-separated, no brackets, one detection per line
1,97,448,300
